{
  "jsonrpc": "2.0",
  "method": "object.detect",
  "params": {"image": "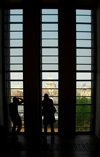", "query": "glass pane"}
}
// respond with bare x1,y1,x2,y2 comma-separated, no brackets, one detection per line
10,65,23,71
42,72,58,80
76,88,91,96
42,40,58,47
10,9,23,14
42,64,58,71
42,24,58,31
76,49,92,56
76,24,91,31
42,9,58,14
76,105,91,112
76,113,91,120
42,48,58,55
10,24,23,31
76,32,91,39
42,32,58,39
10,48,23,56
10,32,23,39
10,15,23,22
42,81,58,88
42,15,58,22
10,40,23,47
76,73,91,80
76,57,91,64
76,16,91,23
42,57,58,63
11,88,23,97
10,72,23,80
76,97,91,104
76,10,91,15
76,65,91,71
10,57,23,63
42,64,58,70
76,40,92,47
10,81,23,88
76,81,91,88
